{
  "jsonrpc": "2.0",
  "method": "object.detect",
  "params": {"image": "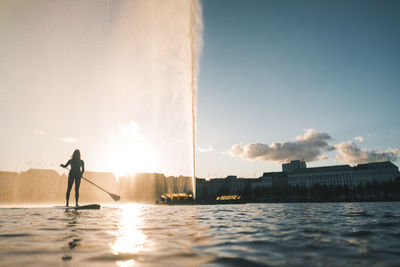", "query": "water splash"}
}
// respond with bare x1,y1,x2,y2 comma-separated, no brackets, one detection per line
190,0,203,198
0,0,203,200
